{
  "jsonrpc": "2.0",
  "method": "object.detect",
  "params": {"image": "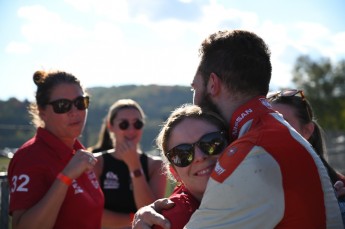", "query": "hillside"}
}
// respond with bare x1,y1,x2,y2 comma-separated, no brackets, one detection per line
0,85,193,152
1,84,344,173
